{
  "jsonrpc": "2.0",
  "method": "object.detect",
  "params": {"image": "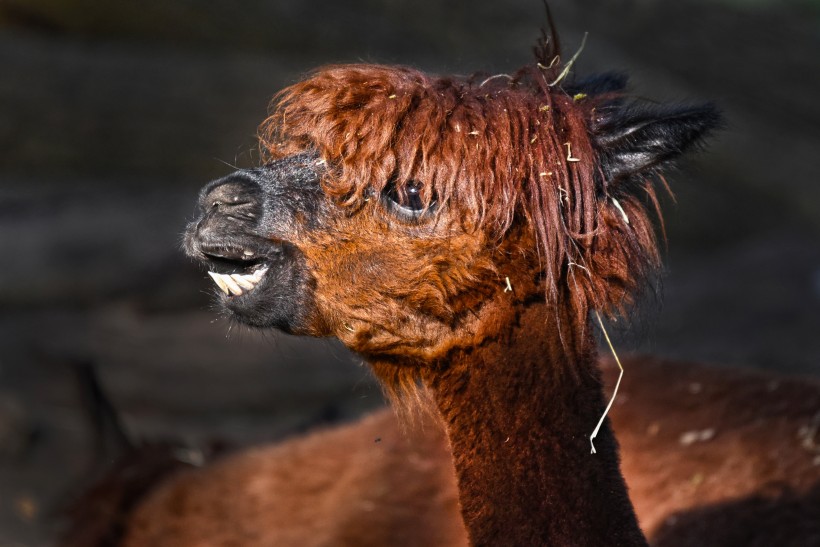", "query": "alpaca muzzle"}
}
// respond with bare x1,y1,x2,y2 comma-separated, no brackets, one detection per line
183,162,320,332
